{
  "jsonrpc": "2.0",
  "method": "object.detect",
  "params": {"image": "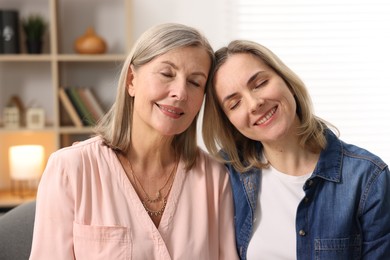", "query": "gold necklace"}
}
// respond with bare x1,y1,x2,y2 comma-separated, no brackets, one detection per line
124,153,178,217
130,161,176,204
